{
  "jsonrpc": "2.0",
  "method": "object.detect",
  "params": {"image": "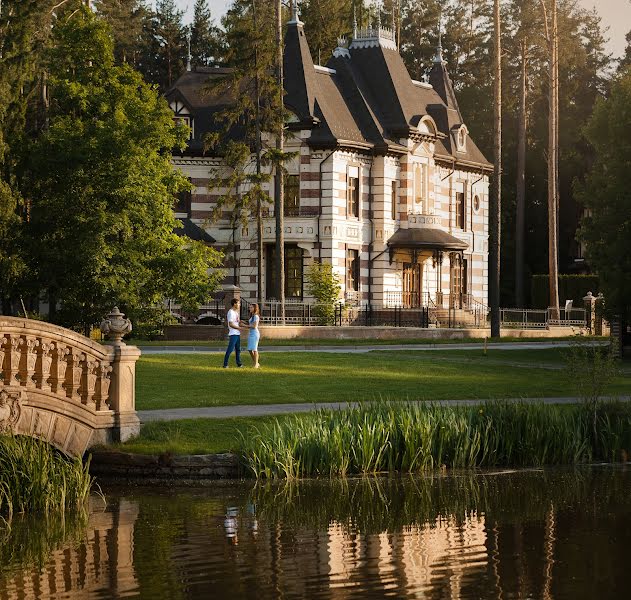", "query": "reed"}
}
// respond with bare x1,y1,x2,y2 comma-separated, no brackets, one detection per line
241,400,631,478
0,435,94,520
